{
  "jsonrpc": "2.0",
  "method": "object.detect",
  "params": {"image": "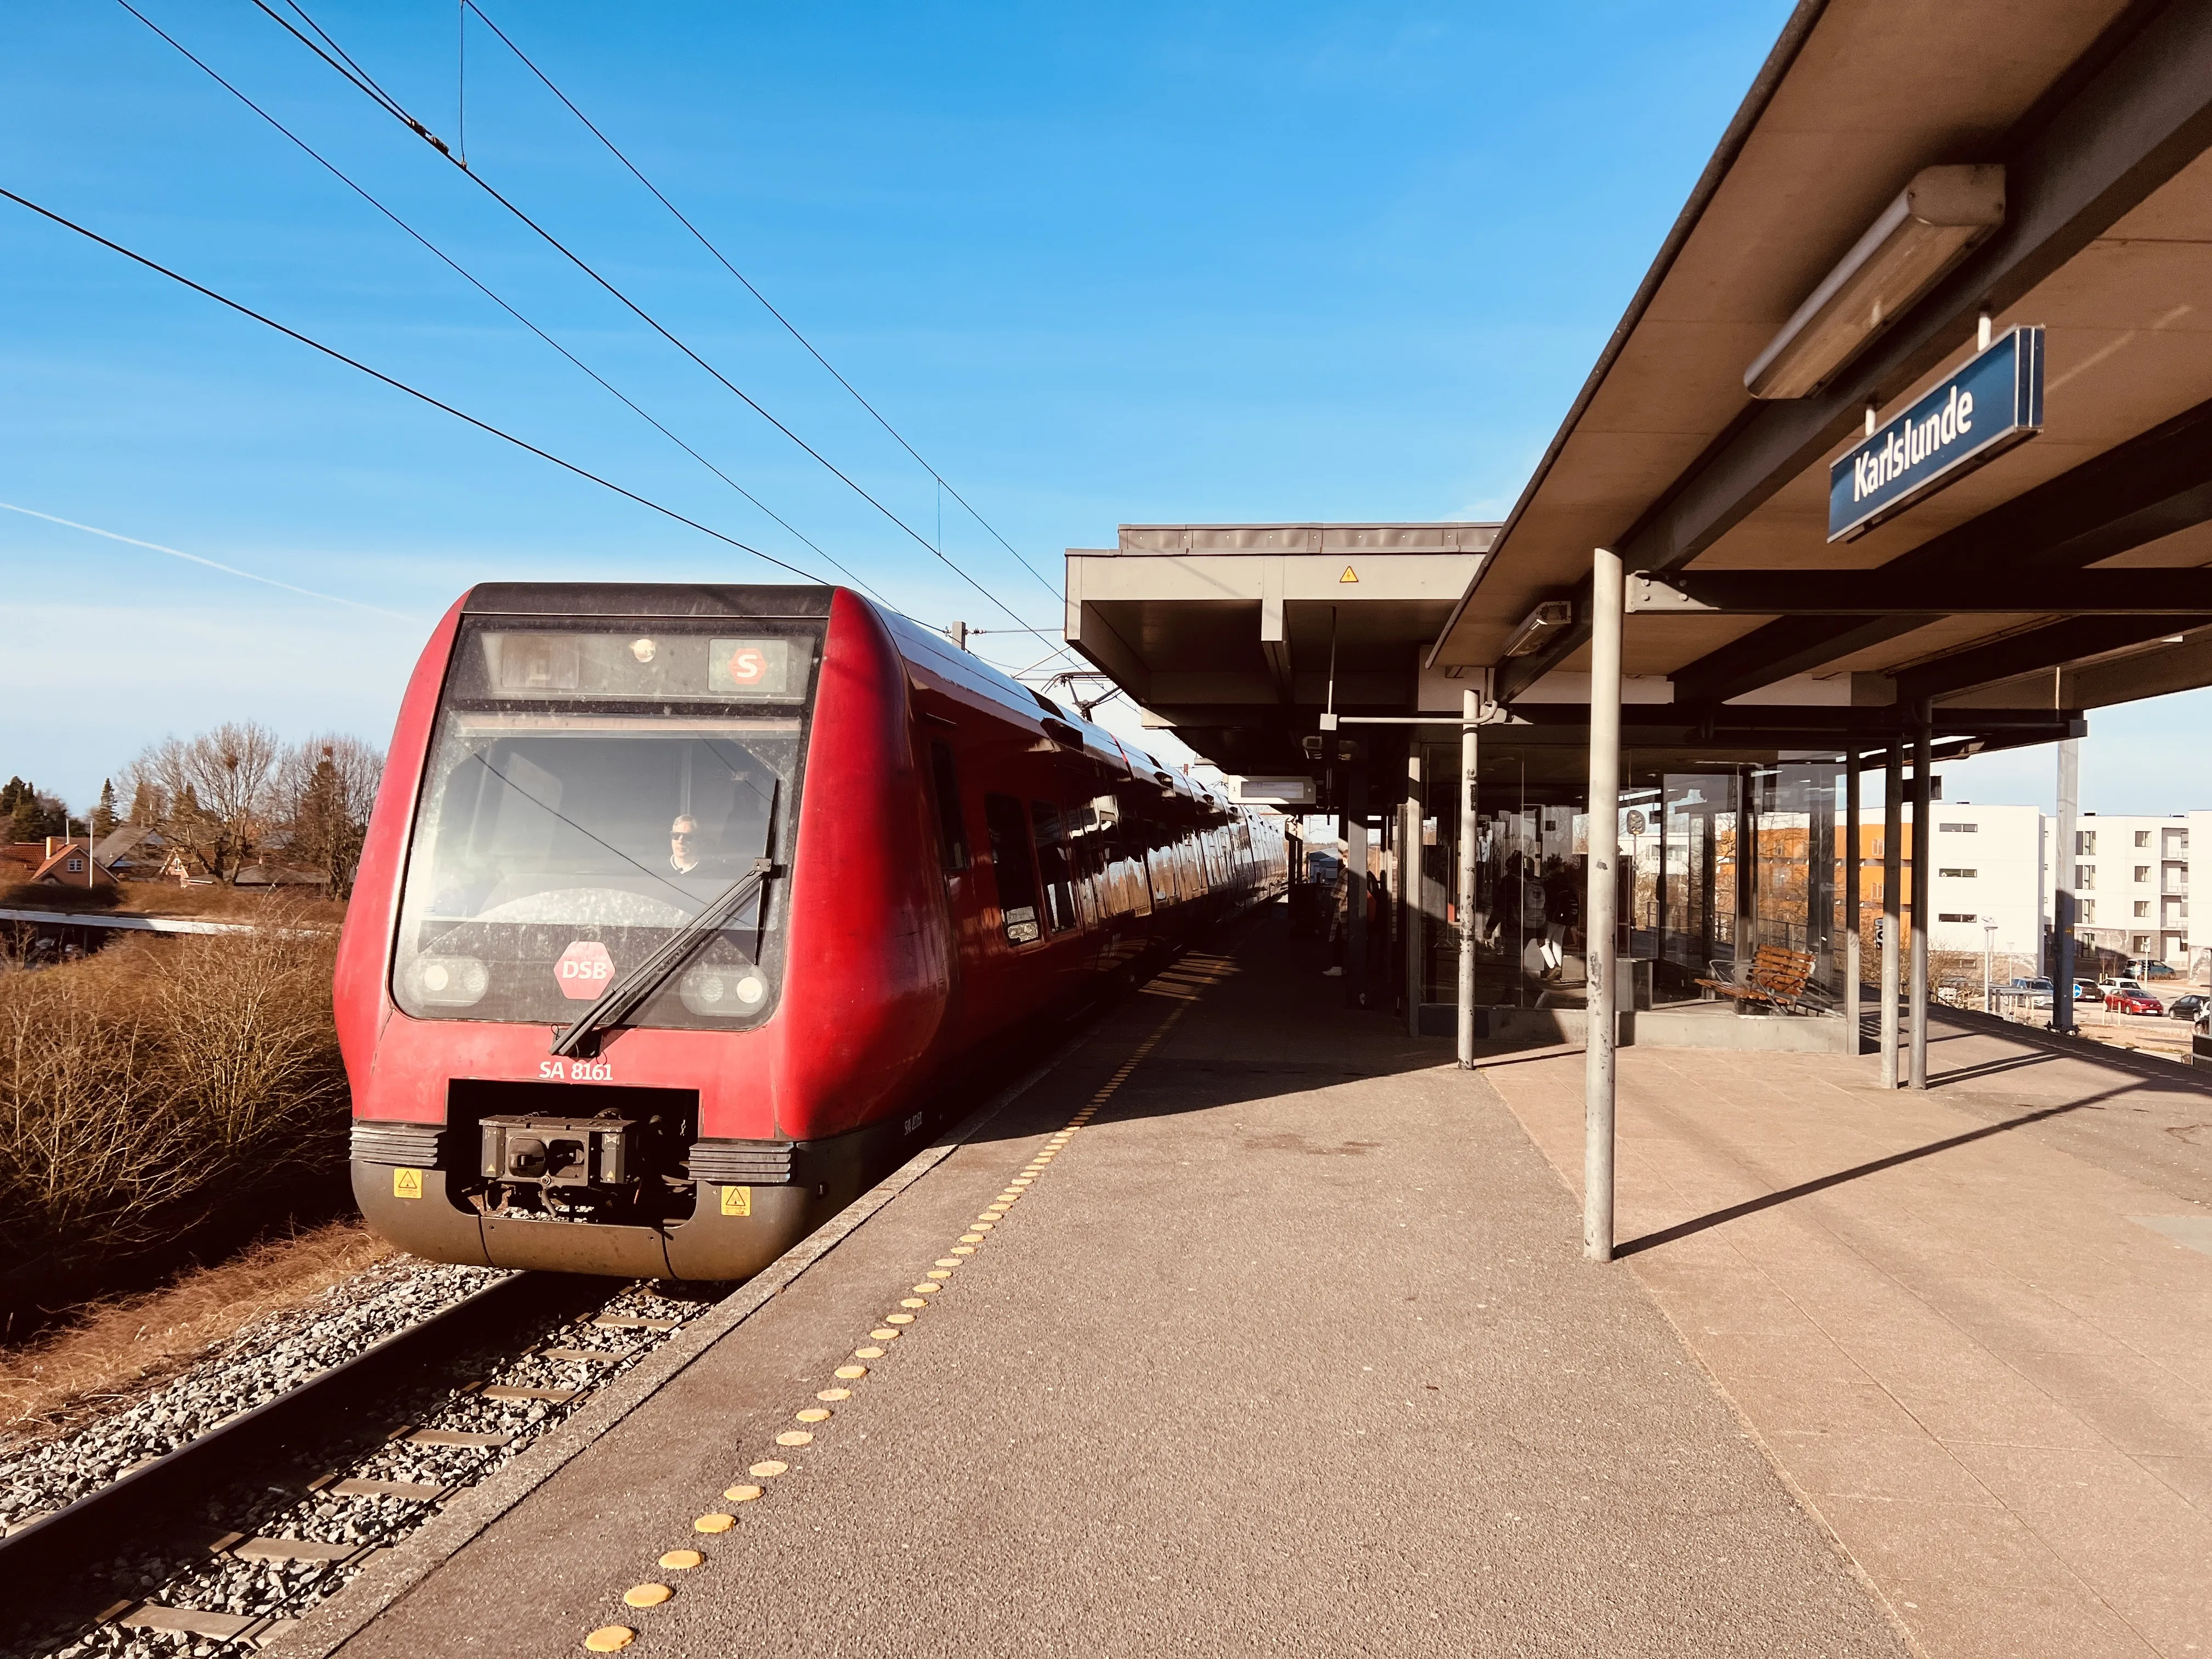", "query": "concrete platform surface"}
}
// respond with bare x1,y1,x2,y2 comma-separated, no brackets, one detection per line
1482,1012,2212,1658
314,913,1908,1658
